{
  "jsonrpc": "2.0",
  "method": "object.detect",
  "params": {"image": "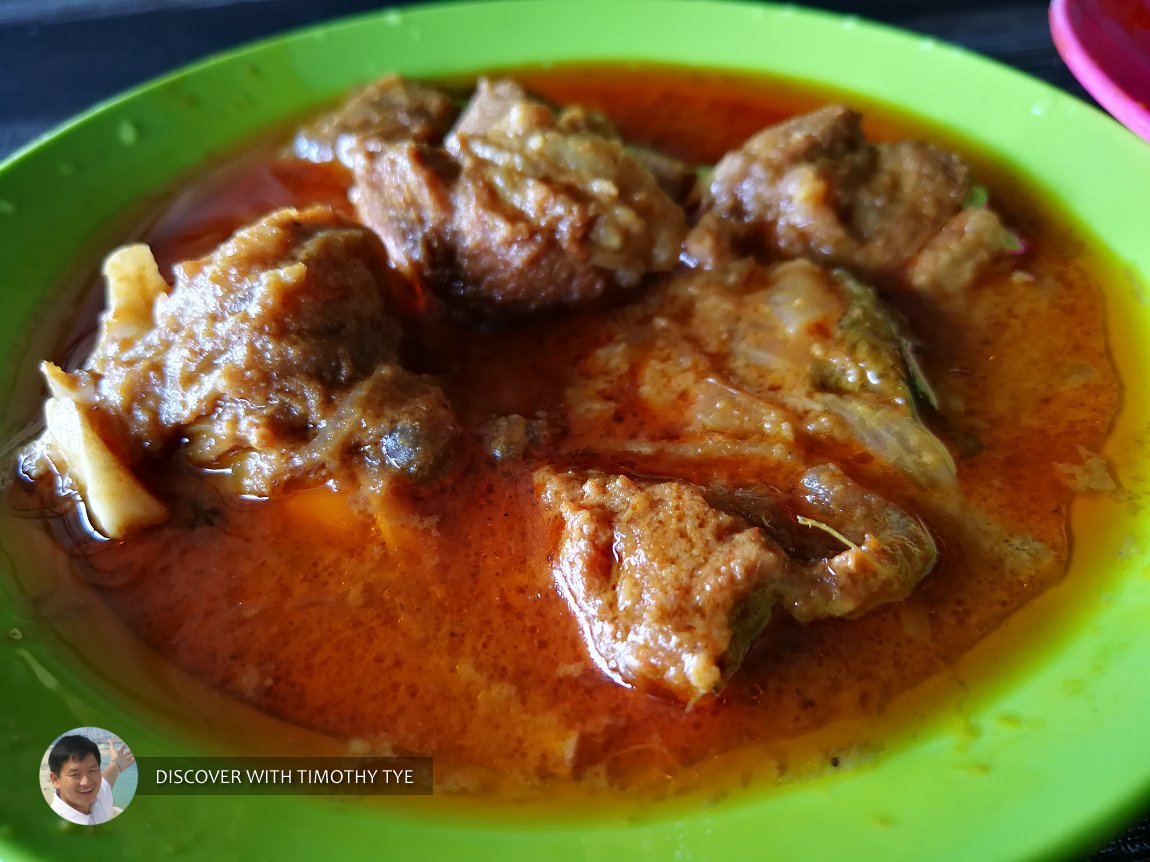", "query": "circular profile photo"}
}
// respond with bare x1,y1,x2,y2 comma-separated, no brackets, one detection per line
40,727,137,825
